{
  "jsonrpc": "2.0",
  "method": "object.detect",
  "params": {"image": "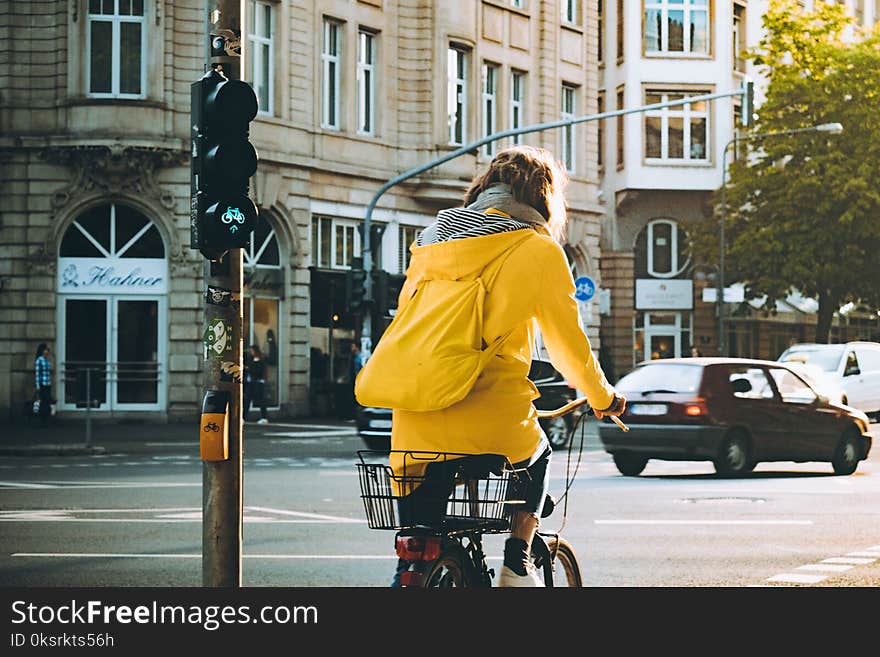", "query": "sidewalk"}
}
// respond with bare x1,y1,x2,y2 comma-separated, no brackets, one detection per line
0,414,355,457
